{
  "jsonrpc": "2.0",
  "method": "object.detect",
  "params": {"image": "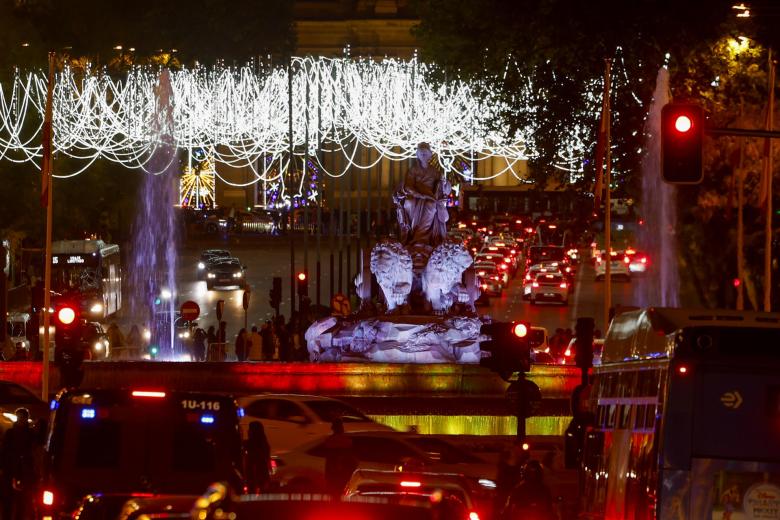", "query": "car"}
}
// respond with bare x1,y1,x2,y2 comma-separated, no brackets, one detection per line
205,257,246,290
197,249,231,280
81,321,110,360
527,245,566,265
238,394,394,454
117,495,198,520
474,263,508,287
522,264,561,300
529,272,569,305
624,248,649,273
594,251,631,281
71,493,152,520
477,275,502,297
191,486,451,520
345,469,487,519
40,389,243,518
0,381,47,435
272,432,495,493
